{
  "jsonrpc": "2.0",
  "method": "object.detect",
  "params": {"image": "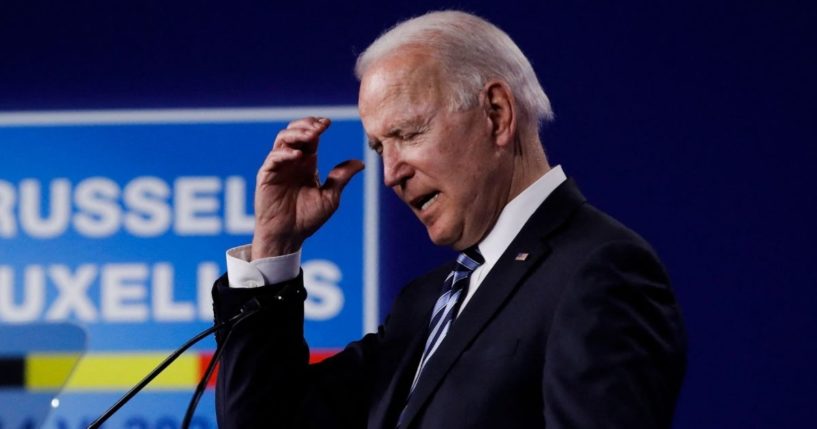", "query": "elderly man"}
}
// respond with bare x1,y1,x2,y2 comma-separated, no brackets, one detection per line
213,10,686,429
